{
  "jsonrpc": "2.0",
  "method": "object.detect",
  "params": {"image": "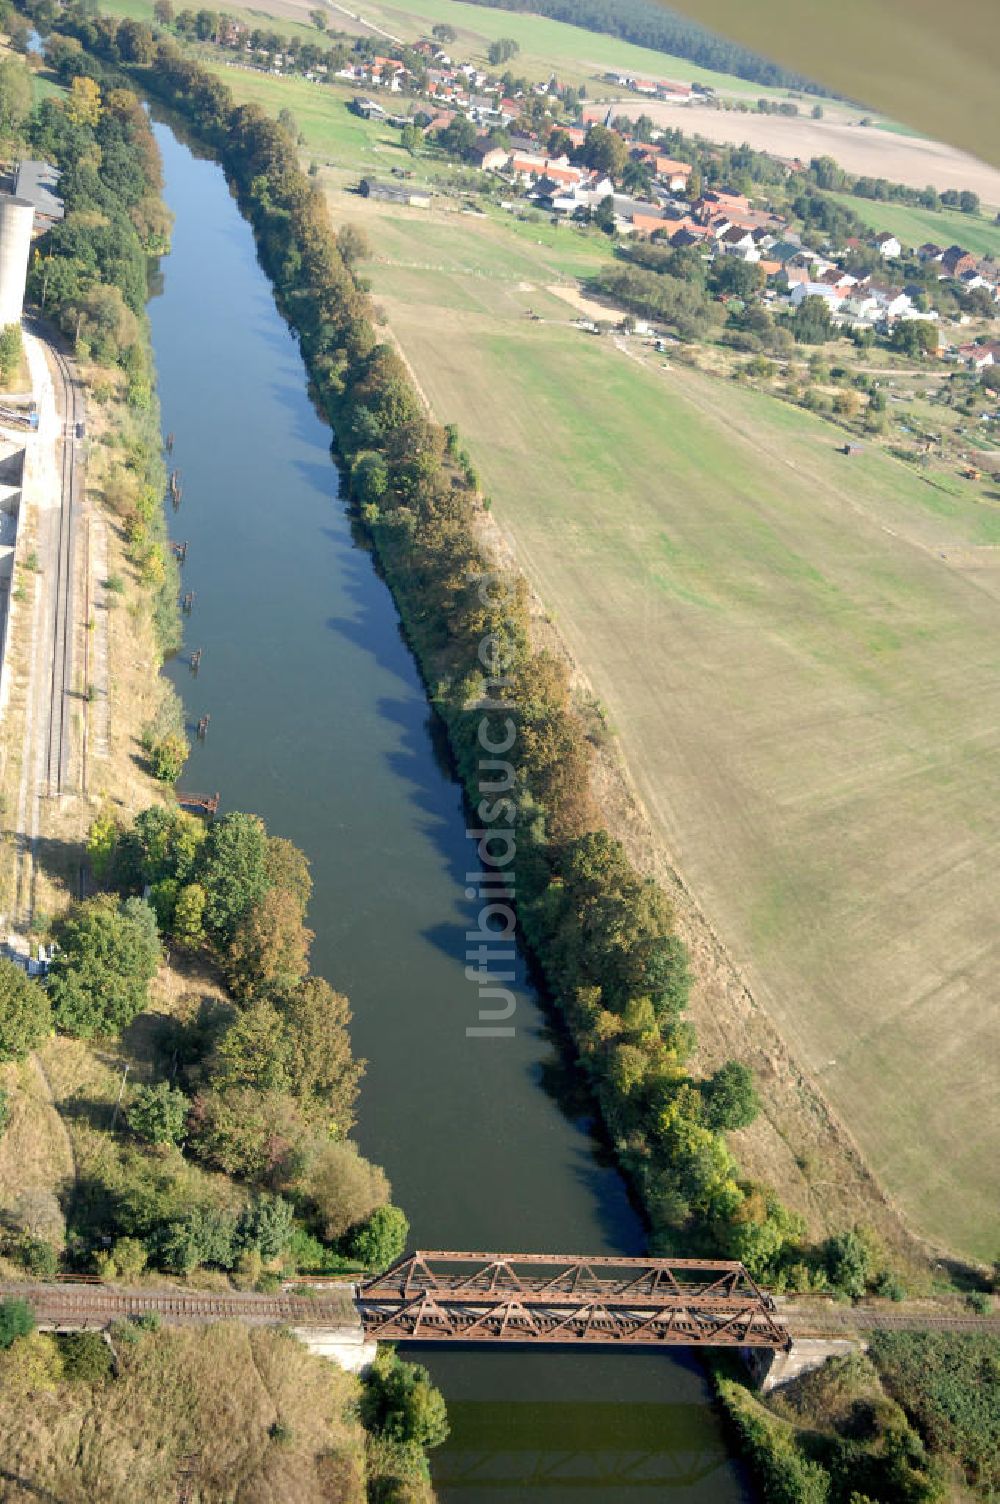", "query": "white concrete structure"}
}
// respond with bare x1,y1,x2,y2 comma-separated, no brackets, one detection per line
0,196,35,328
294,1323,378,1374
